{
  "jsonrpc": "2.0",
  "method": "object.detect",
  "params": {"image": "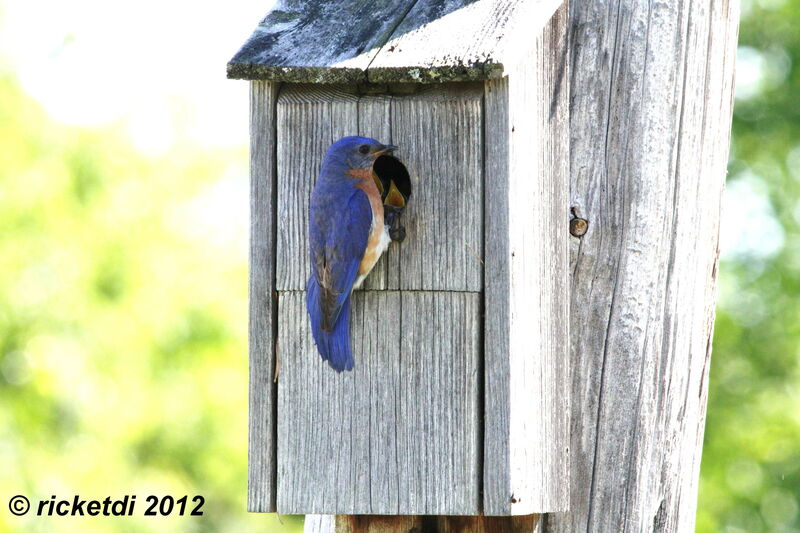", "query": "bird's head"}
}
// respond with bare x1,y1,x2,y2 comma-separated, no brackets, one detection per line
326,136,398,170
